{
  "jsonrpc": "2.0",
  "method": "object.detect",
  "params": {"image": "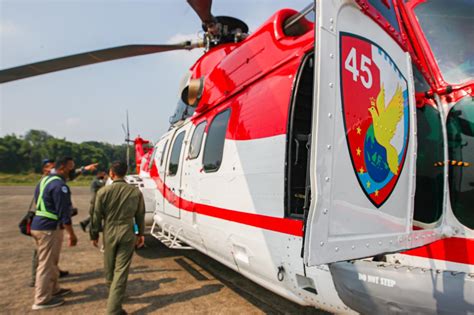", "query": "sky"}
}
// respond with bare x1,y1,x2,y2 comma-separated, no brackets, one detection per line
0,0,310,144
